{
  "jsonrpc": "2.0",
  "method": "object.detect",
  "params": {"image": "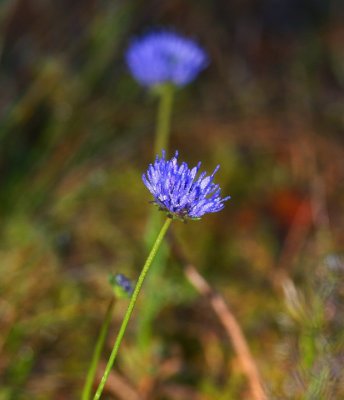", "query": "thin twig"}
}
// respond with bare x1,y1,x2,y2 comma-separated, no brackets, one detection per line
170,232,266,399
168,234,267,400
184,263,267,400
